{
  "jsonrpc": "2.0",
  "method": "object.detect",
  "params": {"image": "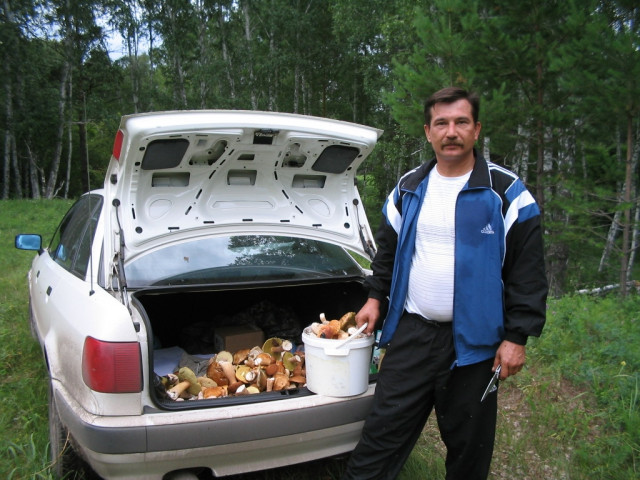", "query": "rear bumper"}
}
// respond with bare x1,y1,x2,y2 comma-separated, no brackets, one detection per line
55,385,375,478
